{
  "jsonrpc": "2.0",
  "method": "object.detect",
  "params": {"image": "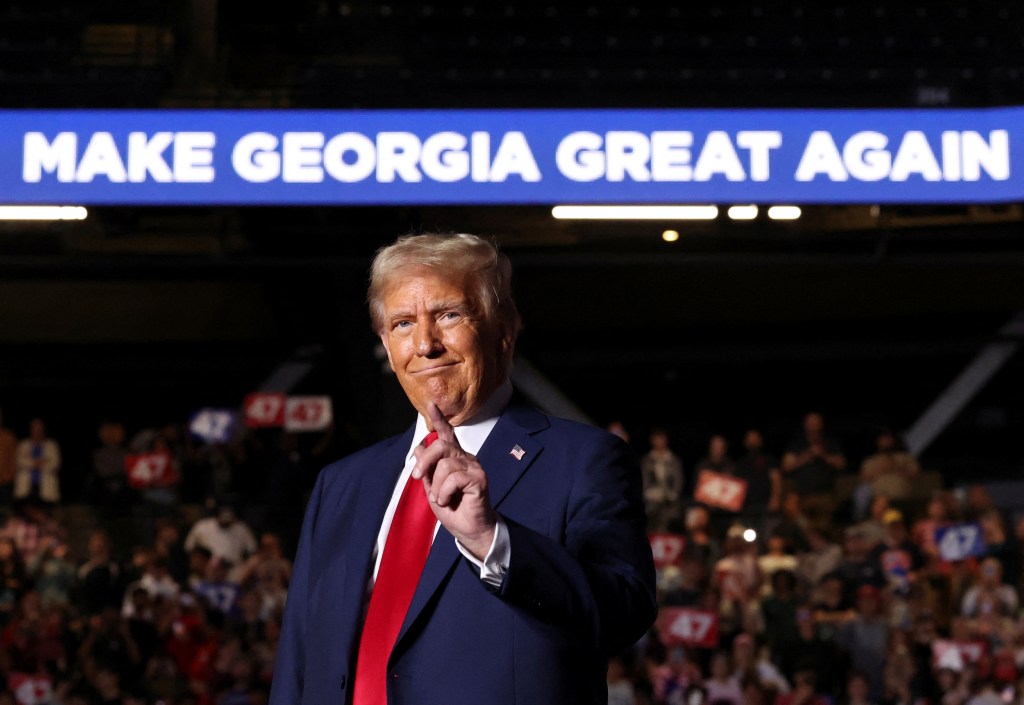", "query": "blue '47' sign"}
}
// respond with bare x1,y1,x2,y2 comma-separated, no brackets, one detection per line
935,523,986,562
